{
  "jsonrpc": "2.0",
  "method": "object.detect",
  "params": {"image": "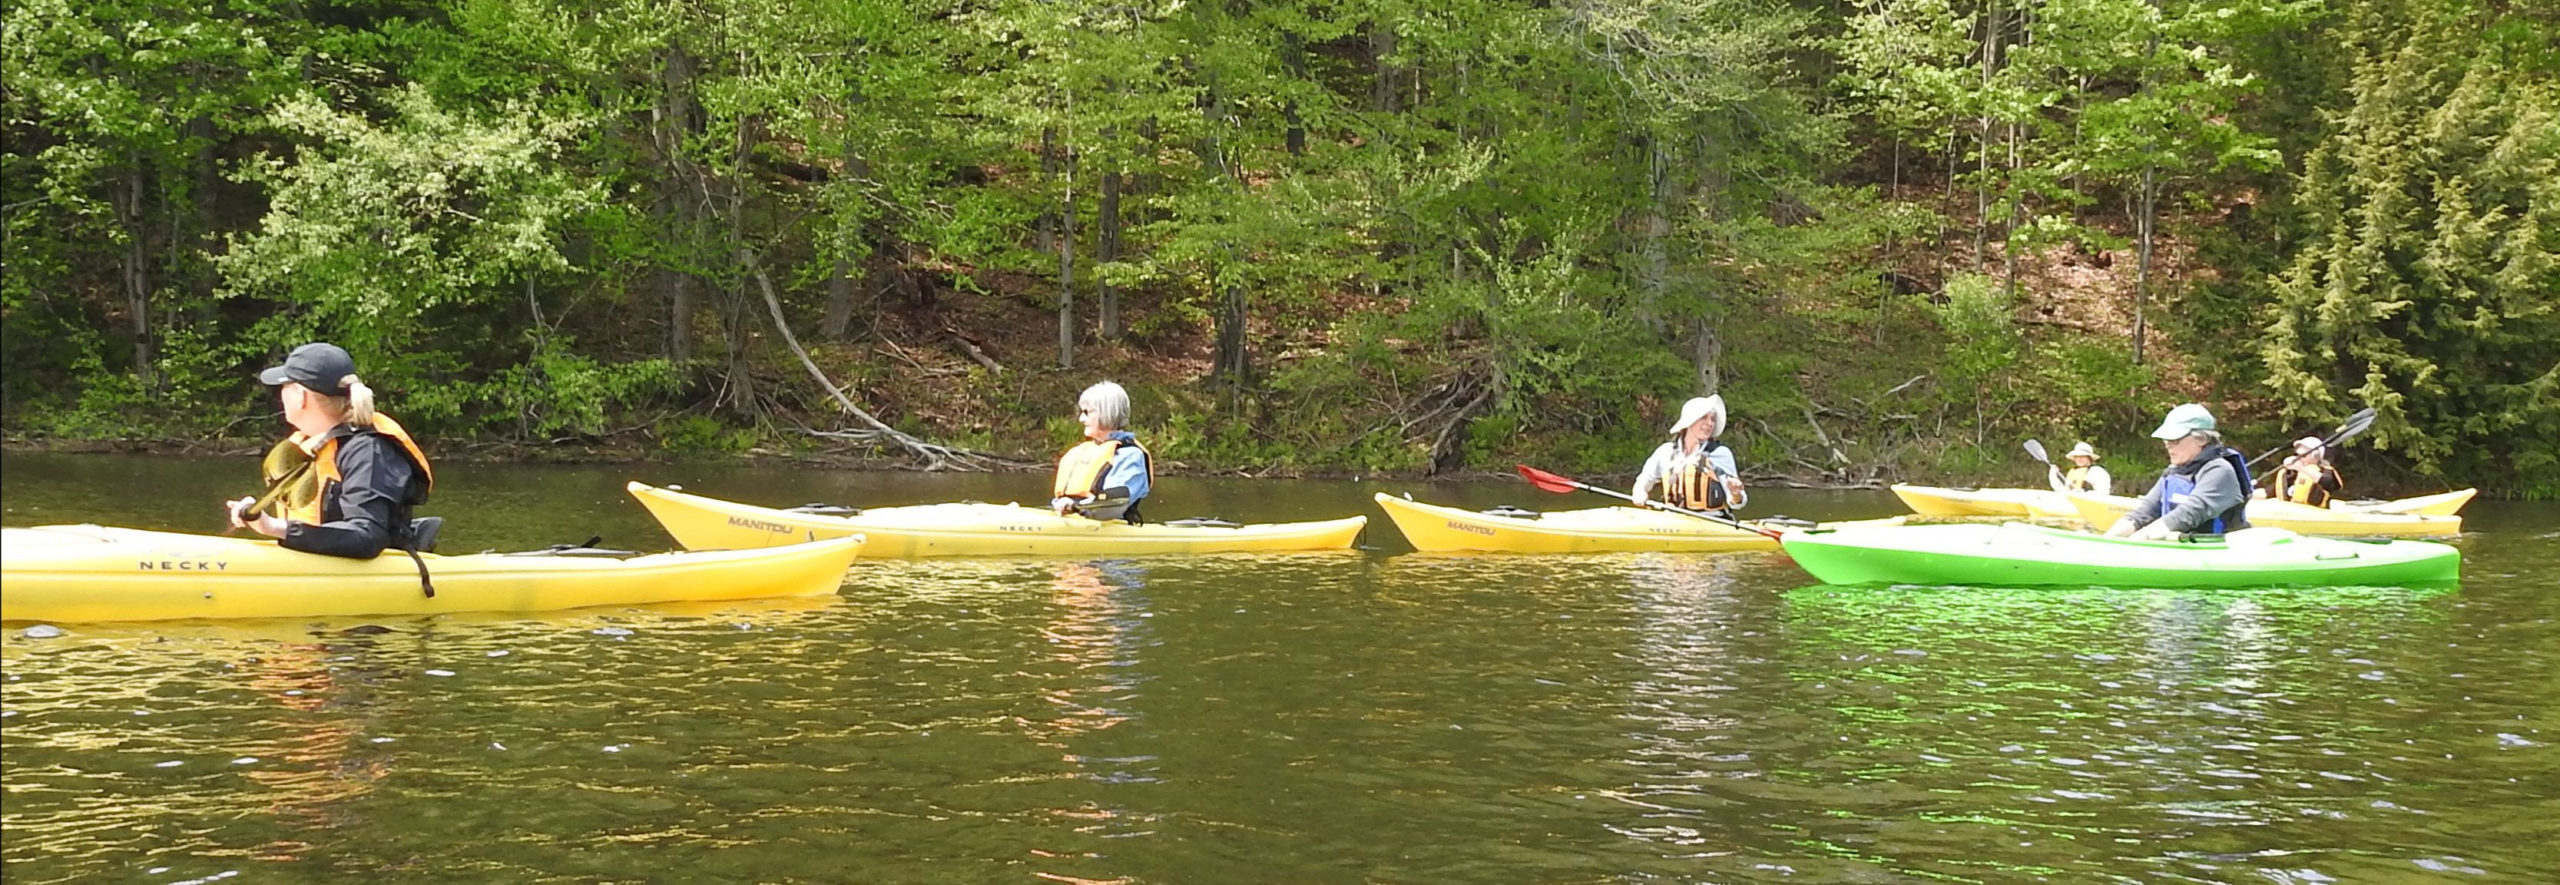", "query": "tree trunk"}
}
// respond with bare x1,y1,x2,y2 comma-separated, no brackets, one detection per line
821,134,877,339
1135,117,1161,217
2133,21,2162,367
655,46,704,363
823,255,856,340
1195,81,1247,384
1637,136,1671,335
2004,7,2031,299
1369,23,1400,113
1283,36,1308,155
2136,165,2155,367
2004,117,2022,299
188,115,219,314
1692,316,1723,396
1974,0,1999,267
1036,126,1057,257
663,269,696,362
1941,129,1958,245
1213,249,1250,384
1883,139,1901,342
118,161,157,393
1056,141,1077,370
1097,132,1123,340
716,115,760,414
